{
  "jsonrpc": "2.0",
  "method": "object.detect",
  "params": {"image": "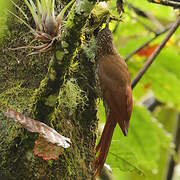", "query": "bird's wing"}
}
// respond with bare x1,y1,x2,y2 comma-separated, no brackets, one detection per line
98,56,133,135
104,85,132,136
